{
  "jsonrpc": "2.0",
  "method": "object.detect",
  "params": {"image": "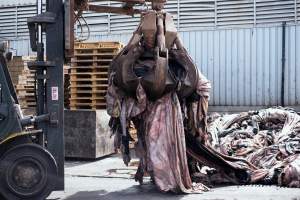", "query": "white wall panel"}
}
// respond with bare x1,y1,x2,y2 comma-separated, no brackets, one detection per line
84,24,298,107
